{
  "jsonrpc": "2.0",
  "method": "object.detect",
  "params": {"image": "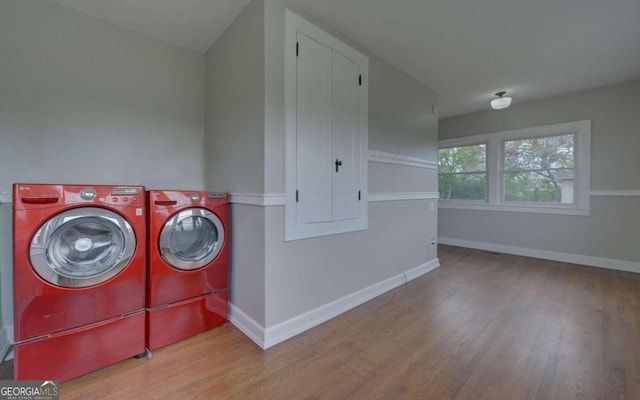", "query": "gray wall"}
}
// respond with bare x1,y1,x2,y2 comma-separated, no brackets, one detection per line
204,0,265,194
263,0,439,193
203,0,267,326
368,162,437,194
0,0,441,343
229,205,266,326
369,58,438,161
262,0,439,327
265,199,437,326
0,0,205,191
439,80,640,263
204,0,440,329
0,203,11,345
